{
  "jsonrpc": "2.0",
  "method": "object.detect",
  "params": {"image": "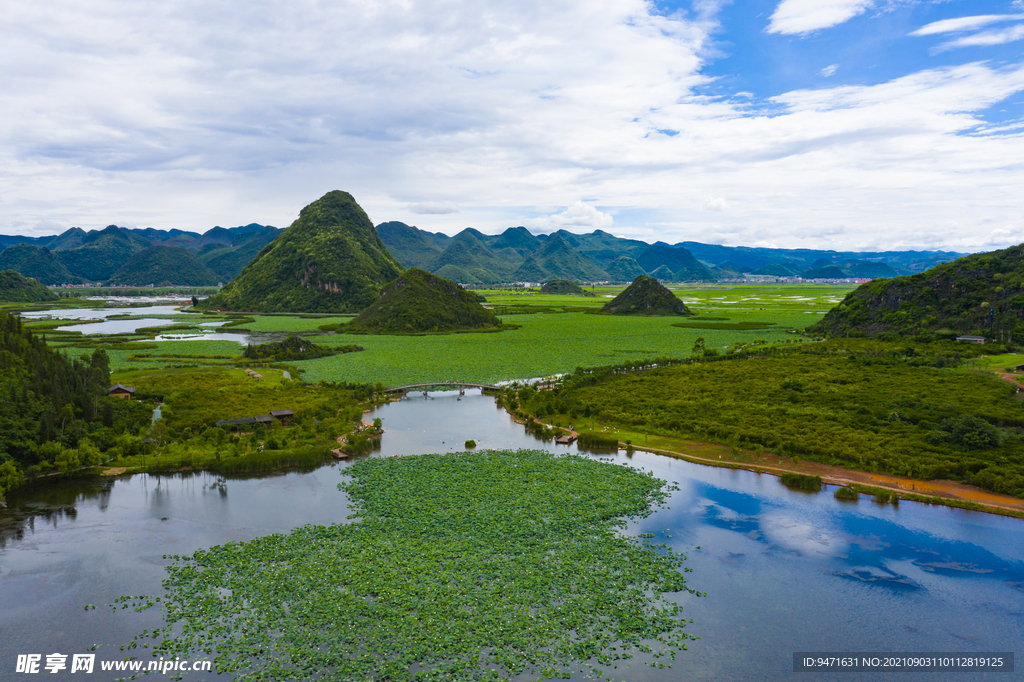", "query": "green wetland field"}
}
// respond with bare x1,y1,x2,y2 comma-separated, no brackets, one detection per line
38,284,854,386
